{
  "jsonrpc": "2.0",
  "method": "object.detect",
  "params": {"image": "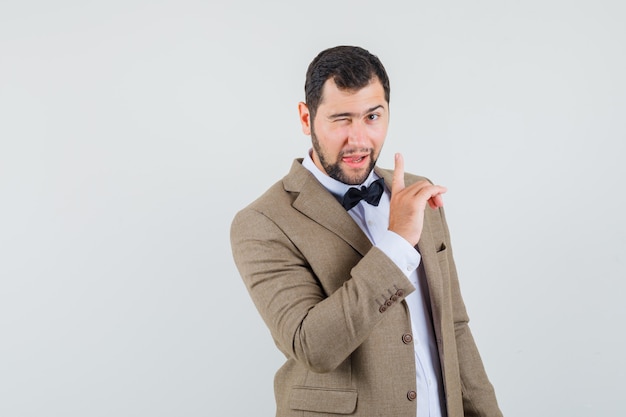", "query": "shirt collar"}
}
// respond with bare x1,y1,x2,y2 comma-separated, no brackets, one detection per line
302,149,379,199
